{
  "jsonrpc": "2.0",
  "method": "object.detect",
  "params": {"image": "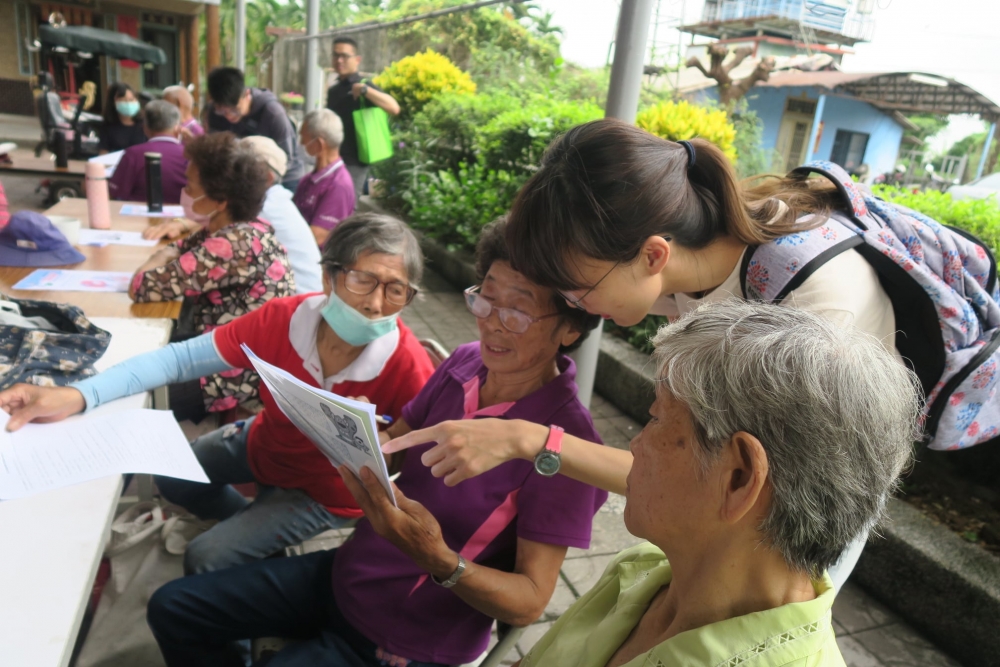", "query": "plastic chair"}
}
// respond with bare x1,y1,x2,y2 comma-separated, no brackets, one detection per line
420,338,450,368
